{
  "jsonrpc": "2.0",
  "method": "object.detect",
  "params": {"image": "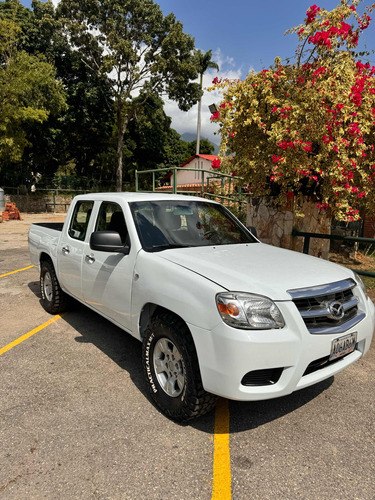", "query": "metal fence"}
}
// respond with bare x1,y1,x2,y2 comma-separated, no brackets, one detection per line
292,229,375,278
